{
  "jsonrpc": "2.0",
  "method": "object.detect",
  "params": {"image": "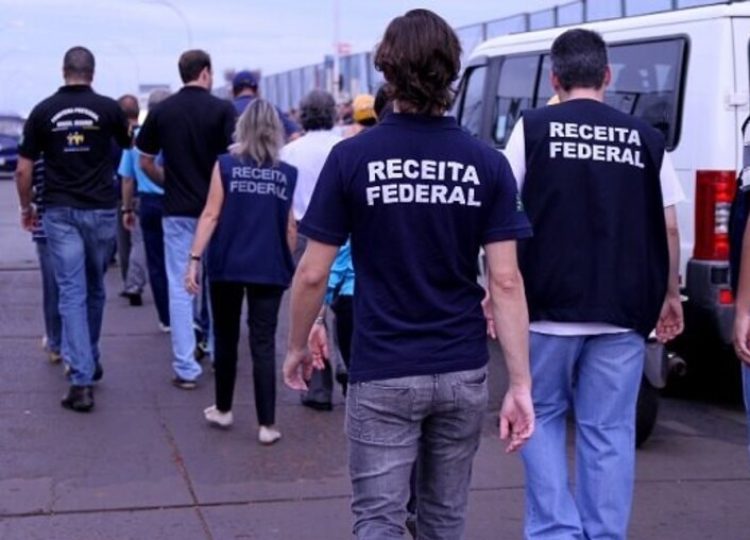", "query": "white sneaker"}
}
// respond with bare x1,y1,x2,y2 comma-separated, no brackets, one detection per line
258,425,281,445
204,405,233,428
158,323,171,333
